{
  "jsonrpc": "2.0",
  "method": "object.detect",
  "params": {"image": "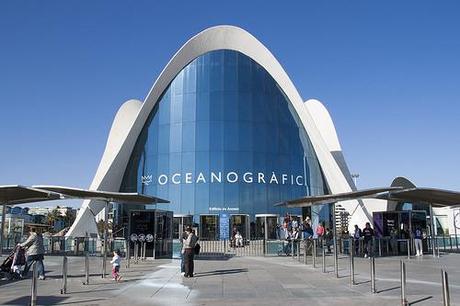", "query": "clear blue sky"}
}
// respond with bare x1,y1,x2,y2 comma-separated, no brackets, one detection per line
1,1,459,208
